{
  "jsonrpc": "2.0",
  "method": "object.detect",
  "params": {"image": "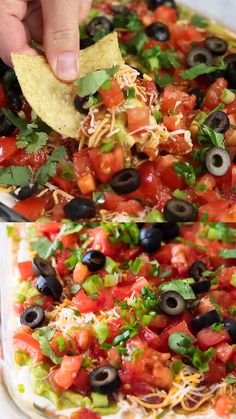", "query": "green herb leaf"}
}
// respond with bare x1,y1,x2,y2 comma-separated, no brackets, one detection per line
35,146,66,185
37,331,62,364
225,377,236,384
158,279,196,300
31,236,61,259
198,125,225,148
219,249,236,259
174,162,196,186
0,165,31,186
100,142,115,153
155,73,174,88
74,66,120,97
191,15,209,28
181,63,226,80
